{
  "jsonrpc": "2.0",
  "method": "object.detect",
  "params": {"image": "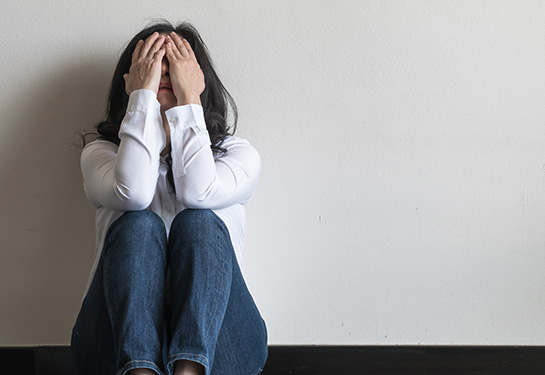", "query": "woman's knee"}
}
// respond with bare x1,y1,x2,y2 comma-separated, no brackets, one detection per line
109,210,166,241
104,210,167,260
172,208,217,228
114,210,164,232
171,209,227,239
169,209,232,256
